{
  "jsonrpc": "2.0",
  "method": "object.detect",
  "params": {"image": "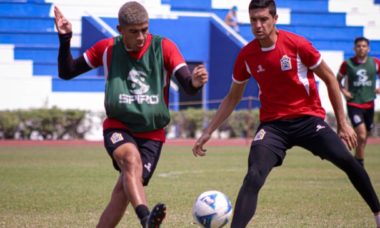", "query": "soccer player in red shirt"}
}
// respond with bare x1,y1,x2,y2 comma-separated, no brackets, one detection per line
54,2,208,227
337,37,380,167
193,0,380,227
